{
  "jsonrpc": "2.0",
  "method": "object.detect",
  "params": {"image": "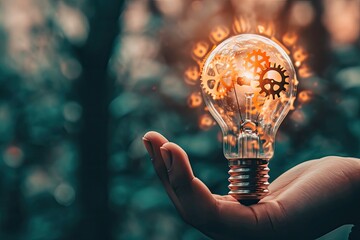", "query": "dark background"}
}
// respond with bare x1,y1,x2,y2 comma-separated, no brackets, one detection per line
0,0,359,239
